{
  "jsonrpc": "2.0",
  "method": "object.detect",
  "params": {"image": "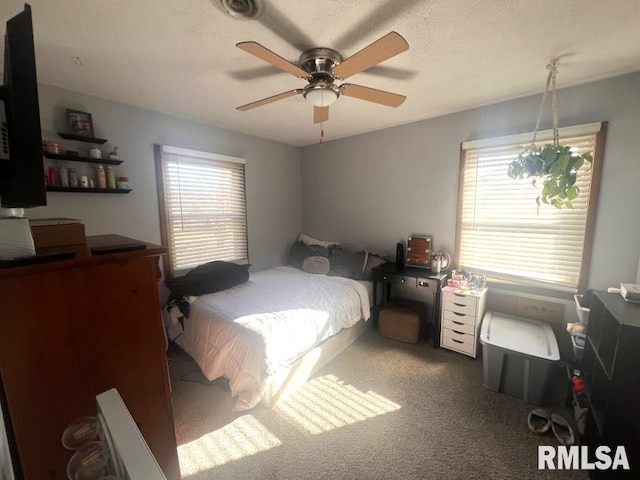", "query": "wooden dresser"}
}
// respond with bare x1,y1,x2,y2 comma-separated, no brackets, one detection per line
0,235,180,480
